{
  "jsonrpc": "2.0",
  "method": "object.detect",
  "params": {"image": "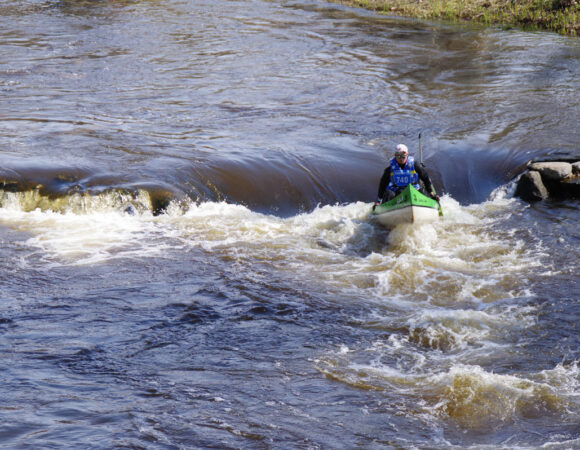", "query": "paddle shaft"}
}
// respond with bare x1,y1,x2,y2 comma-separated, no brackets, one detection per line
419,132,443,216
419,132,423,165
